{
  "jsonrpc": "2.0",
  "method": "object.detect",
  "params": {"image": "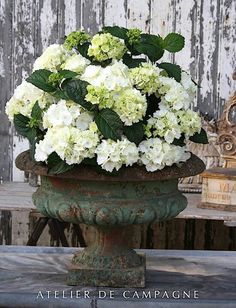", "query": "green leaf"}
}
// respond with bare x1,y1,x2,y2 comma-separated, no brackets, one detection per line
82,157,97,166
47,152,74,175
47,152,61,166
95,108,123,141
14,114,30,137
144,94,161,121
48,161,74,175
26,69,56,92
157,62,182,82
124,122,144,145
53,89,69,100
13,114,36,142
134,42,164,62
31,101,42,121
163,33,185,52
76,42,92,61
189,128,208,144
131,34,164,61
30,136,42,160
62,79,95,111
58,70,78,79
172,134,185,147
141,33,164,48
122,54,145,68
102,26,128,40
